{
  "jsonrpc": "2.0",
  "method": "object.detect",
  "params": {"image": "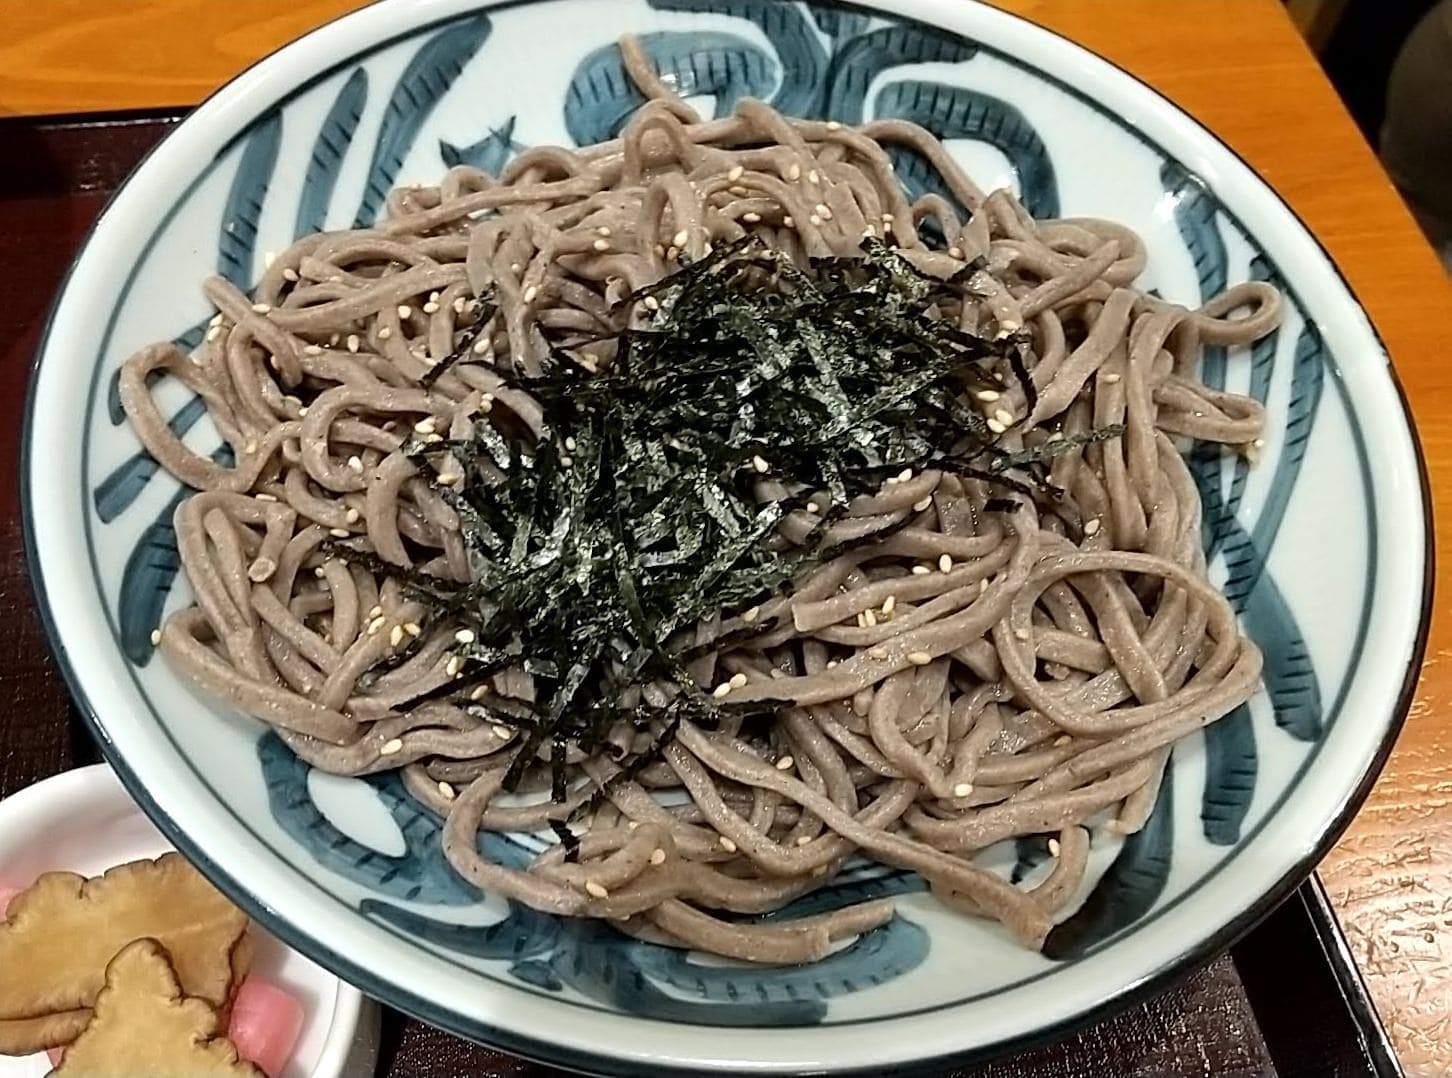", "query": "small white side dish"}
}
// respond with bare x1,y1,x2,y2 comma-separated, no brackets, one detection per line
0,765,380,1078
